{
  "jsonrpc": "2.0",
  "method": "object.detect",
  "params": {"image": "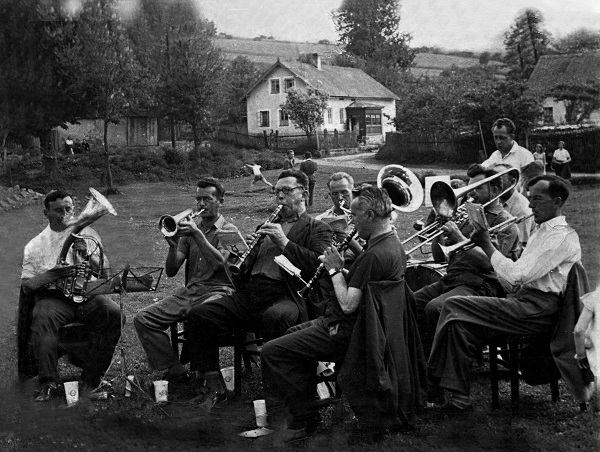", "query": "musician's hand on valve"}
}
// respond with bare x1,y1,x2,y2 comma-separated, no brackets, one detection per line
319,246,344,272
257,223,289,249
48,264,78,280
176,217,201,237
441,221,466,244
470,222,496,259
72,238,88,256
